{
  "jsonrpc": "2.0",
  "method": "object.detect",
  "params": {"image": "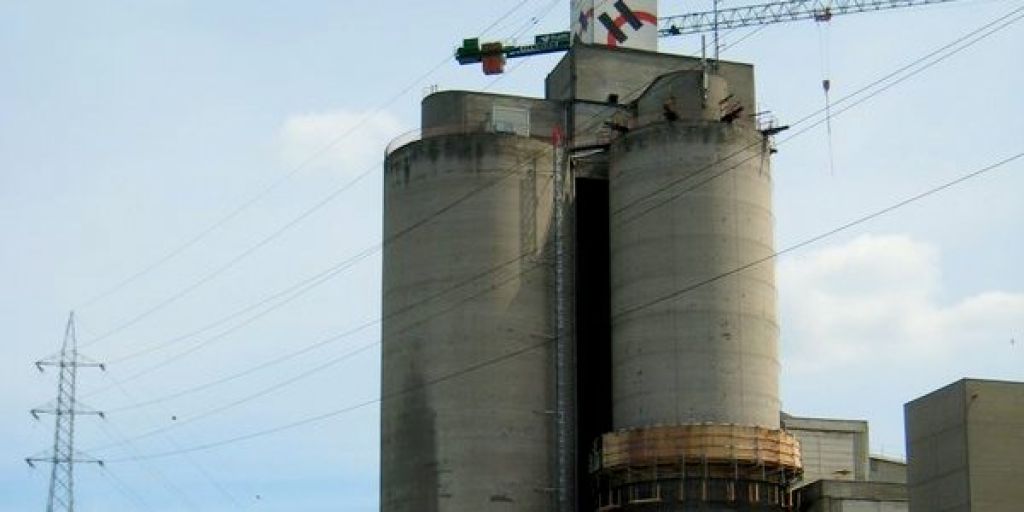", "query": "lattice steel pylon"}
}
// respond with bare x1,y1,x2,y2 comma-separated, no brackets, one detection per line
26,312,105,512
